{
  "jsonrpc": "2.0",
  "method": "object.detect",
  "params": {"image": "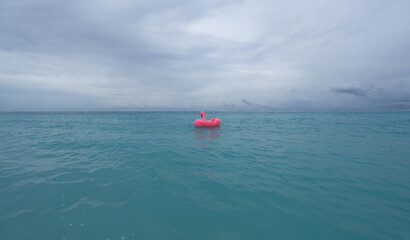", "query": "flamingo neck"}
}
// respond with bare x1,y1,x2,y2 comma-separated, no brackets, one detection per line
202,114,206,121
